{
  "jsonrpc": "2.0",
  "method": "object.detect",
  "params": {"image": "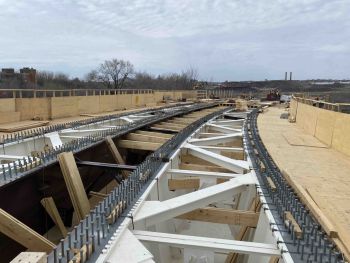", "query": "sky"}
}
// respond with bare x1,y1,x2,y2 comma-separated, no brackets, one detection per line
0,0,349,81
